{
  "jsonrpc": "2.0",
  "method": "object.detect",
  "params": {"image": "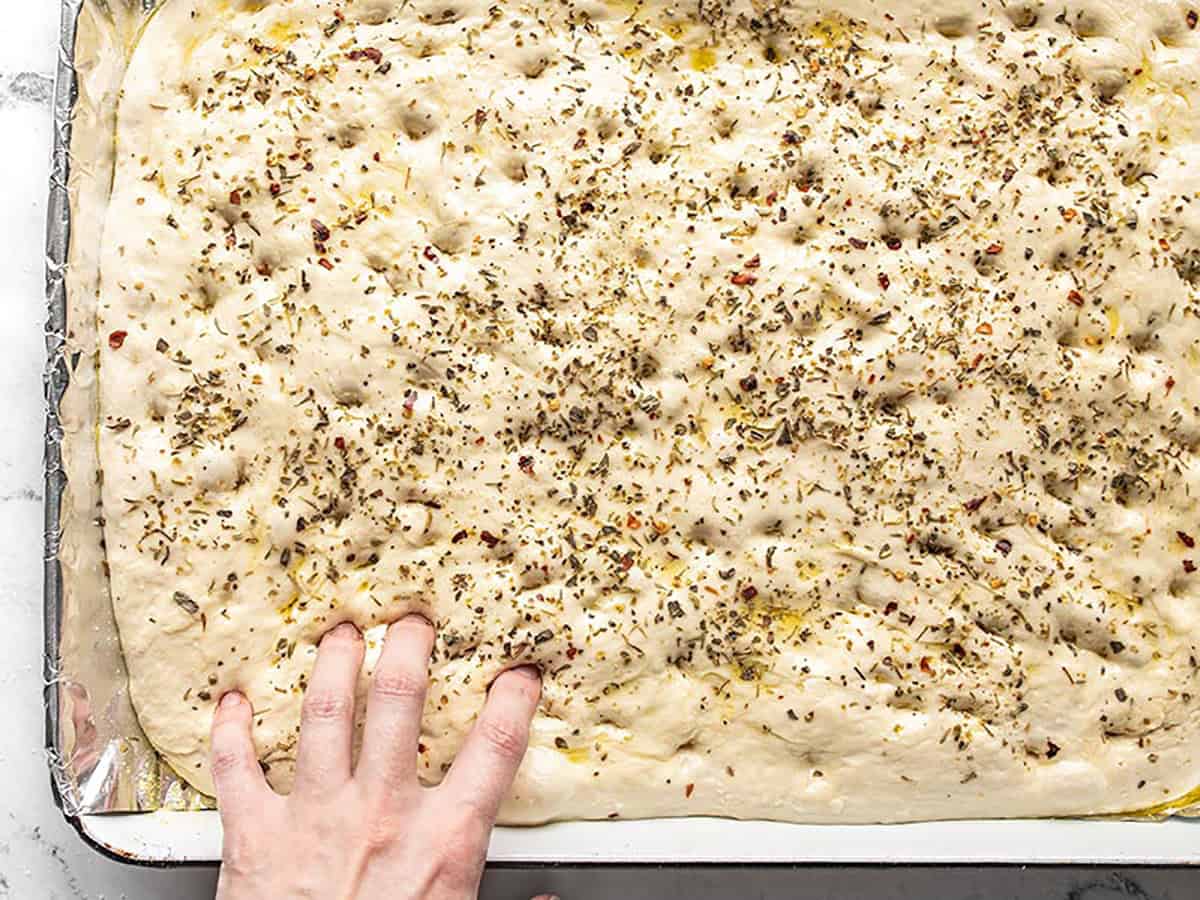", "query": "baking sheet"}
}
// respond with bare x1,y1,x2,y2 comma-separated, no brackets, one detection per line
74,811,1200,866
42,0,1200,863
